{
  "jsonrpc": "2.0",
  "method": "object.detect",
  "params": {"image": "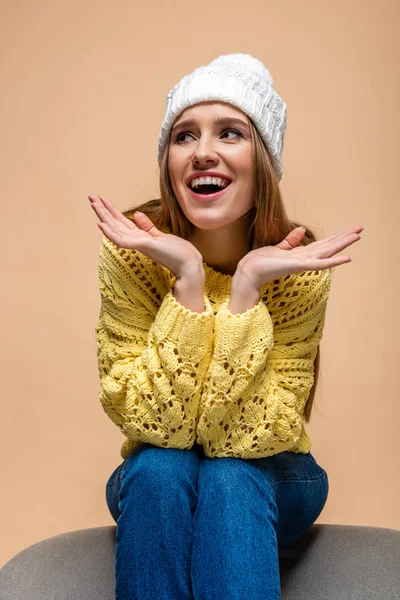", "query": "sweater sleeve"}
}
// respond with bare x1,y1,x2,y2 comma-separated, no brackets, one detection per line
95,236,215,454
196,268,332,459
